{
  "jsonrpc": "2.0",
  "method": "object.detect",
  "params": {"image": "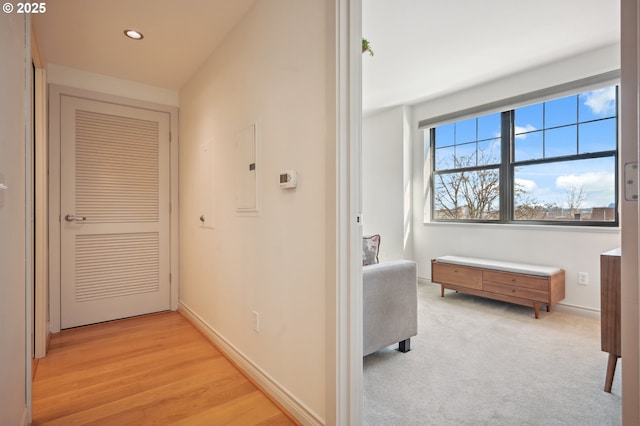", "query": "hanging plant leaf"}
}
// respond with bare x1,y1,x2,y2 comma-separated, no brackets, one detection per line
362,38,374,56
